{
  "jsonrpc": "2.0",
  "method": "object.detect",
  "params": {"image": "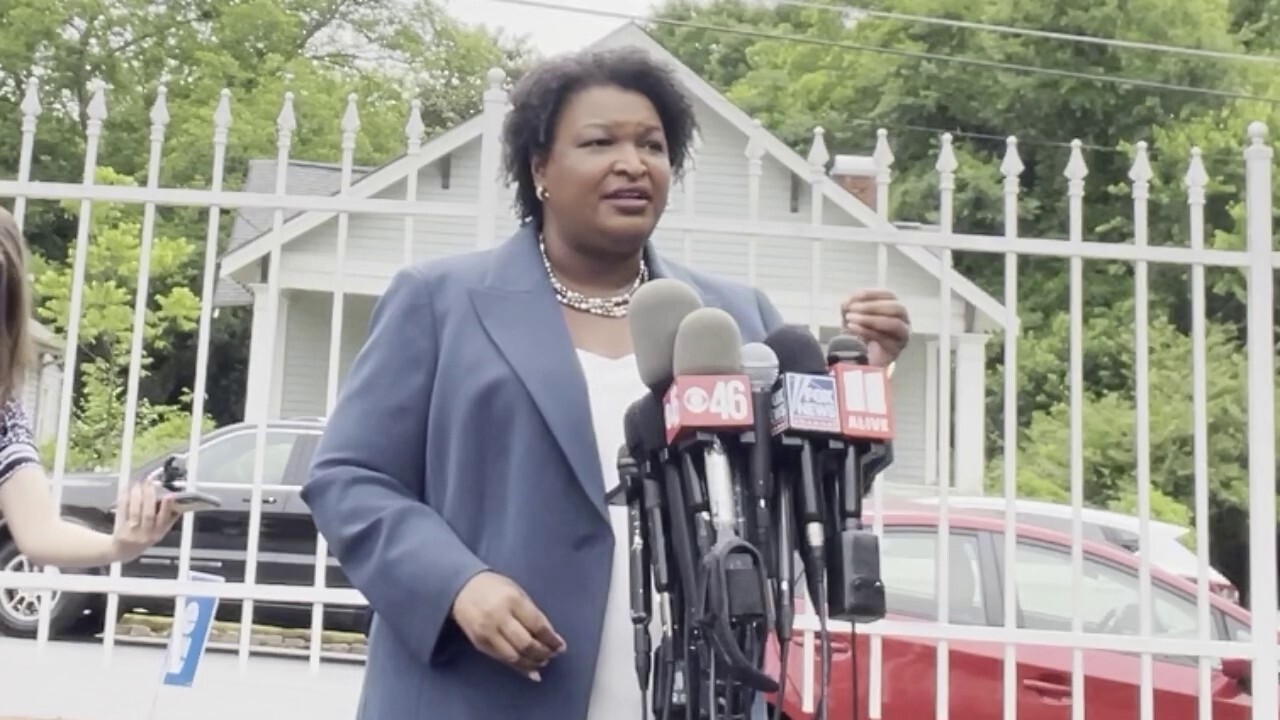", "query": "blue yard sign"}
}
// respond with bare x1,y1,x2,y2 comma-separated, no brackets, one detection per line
161,570,224,688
